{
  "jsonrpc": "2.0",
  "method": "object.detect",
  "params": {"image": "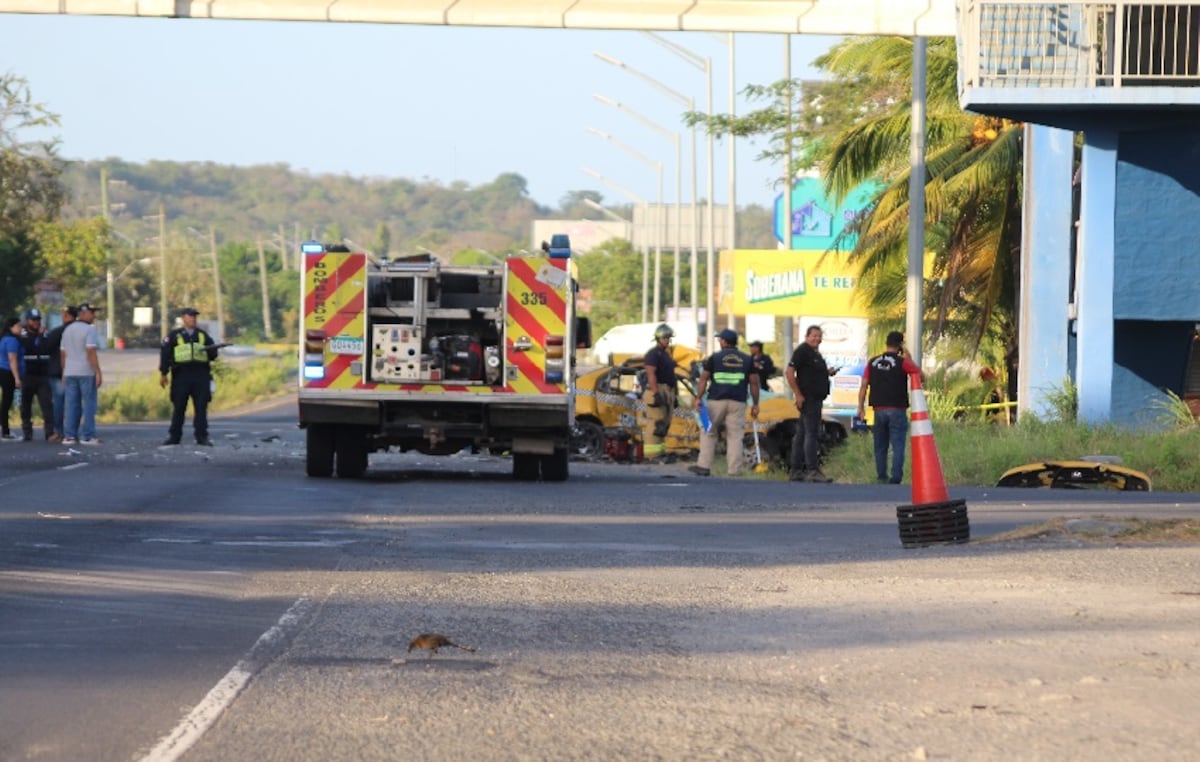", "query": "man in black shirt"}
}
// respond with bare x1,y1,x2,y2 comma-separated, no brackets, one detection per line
785,325,837,482
857,331,923,484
